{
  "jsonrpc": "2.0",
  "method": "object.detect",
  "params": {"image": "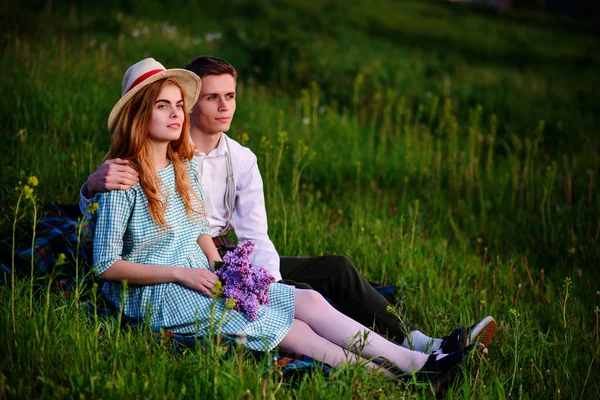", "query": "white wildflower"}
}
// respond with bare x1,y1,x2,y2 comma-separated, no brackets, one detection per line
236,331,247,345
205,32,222,43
